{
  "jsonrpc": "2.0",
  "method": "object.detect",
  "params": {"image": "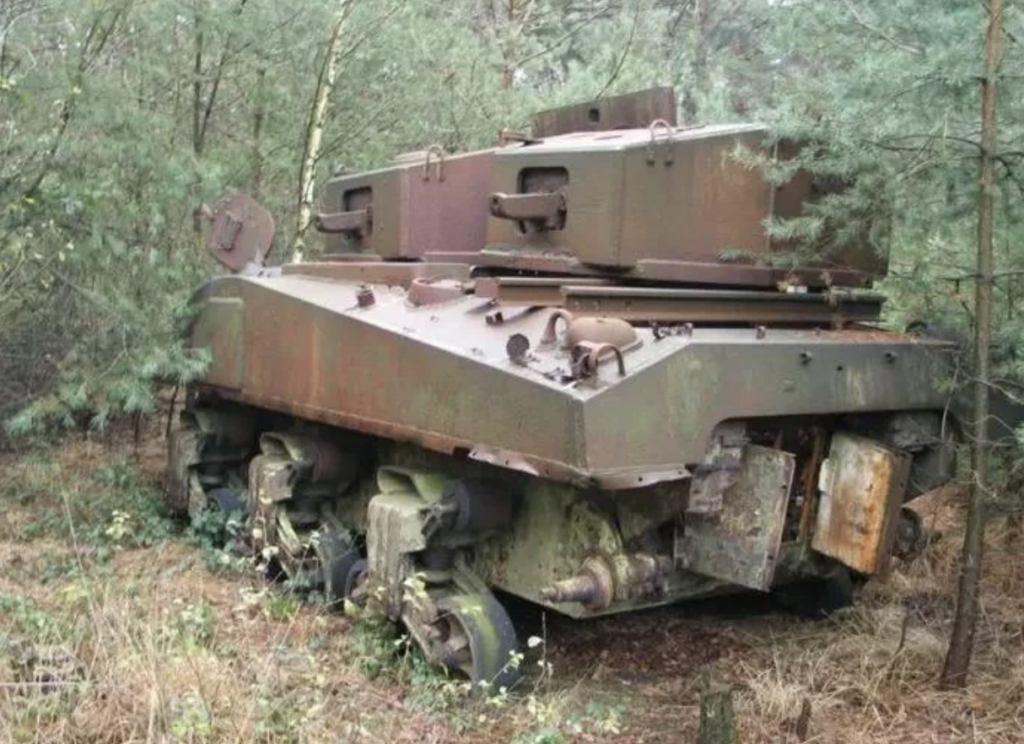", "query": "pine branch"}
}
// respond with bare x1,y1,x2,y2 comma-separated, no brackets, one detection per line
840,0,923,55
